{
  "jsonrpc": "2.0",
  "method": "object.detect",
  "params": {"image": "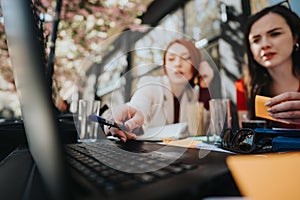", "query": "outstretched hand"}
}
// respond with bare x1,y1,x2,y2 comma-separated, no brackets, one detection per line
104,104,144,142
